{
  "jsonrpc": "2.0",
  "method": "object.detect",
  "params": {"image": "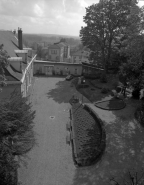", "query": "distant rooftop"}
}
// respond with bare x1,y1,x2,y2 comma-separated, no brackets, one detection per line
71,50,89,56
